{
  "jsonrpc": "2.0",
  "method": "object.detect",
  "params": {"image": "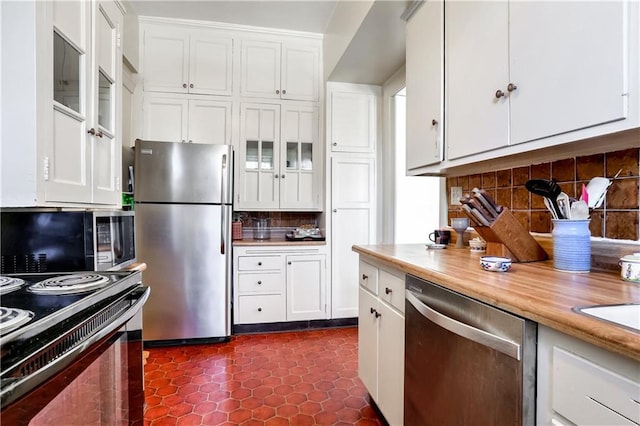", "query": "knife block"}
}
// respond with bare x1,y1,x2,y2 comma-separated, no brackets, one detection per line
469,208,548,263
